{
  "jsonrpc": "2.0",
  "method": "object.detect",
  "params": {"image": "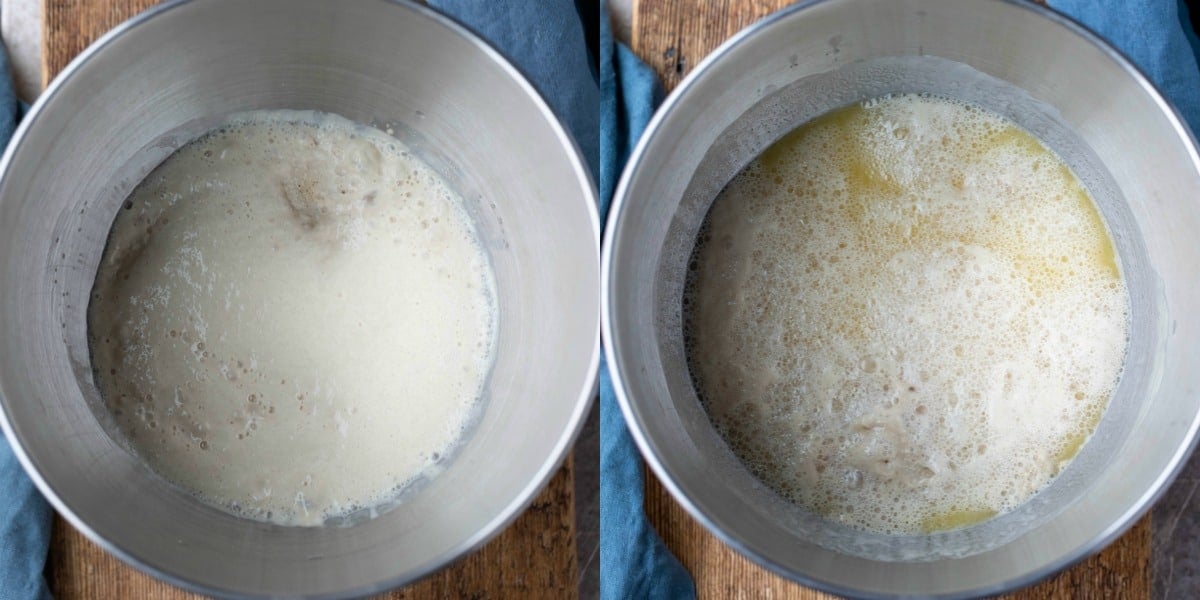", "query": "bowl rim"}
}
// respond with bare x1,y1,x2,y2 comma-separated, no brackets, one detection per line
601,0,1200,597
0,0,601,598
